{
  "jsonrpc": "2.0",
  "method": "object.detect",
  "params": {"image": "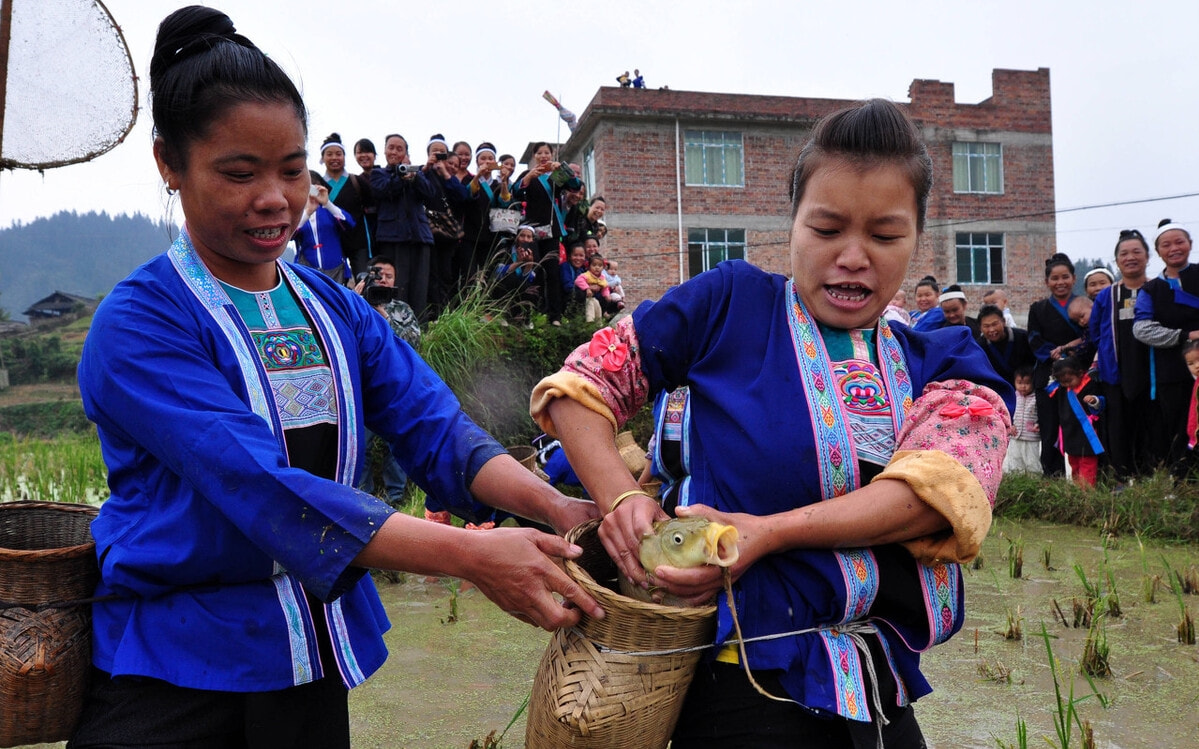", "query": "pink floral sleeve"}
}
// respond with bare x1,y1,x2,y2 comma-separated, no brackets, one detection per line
893,379,1011,505
530,316,650,434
